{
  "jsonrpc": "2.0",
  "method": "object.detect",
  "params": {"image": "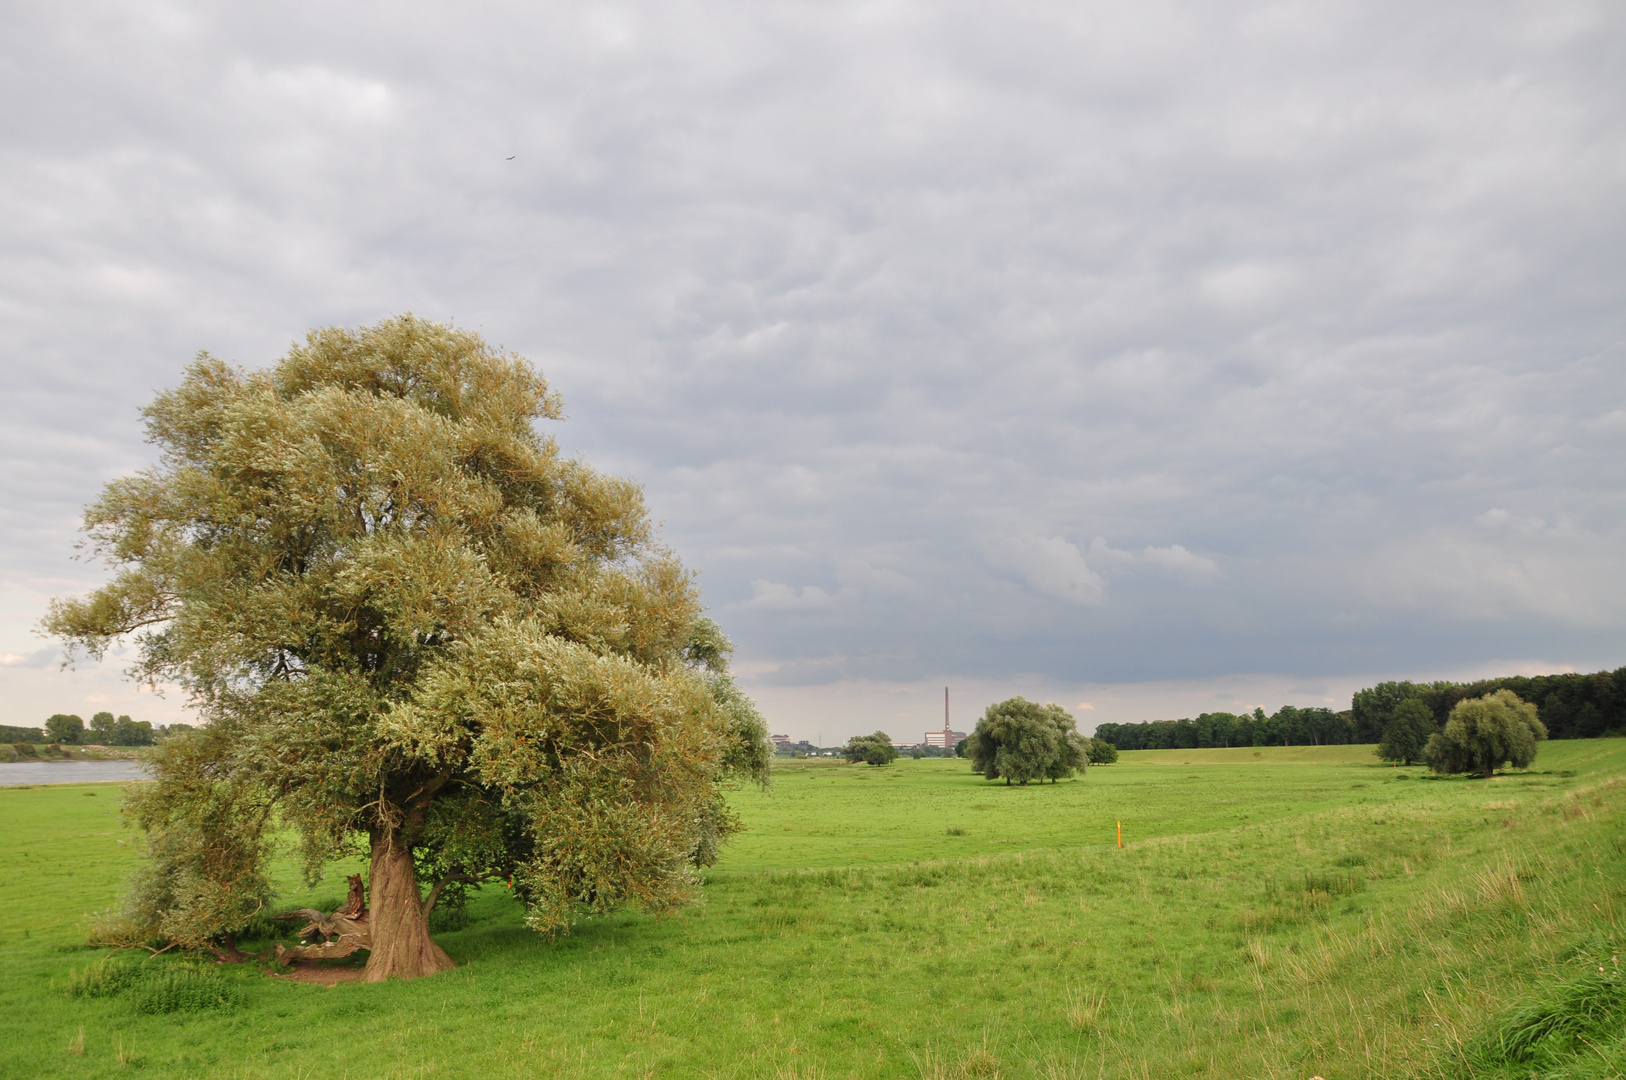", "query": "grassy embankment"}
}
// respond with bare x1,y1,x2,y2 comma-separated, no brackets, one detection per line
0,741,1621,1079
